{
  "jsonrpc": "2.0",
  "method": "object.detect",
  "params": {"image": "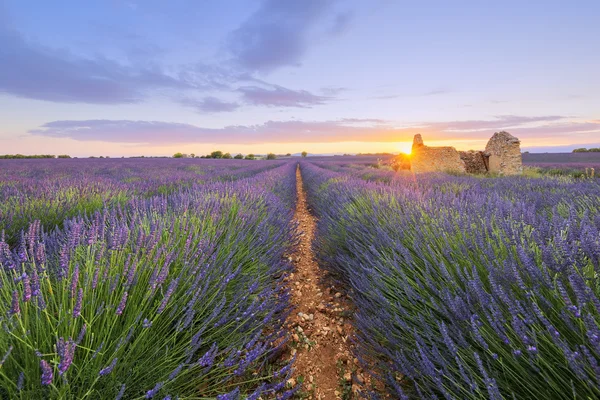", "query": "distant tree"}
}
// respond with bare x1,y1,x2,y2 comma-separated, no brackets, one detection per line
222,152,232,159
234,153,244,159
200,155,206,159
244,154,256,160
285,153,291,156
301,151,308,158
573,148,588,153
173,152,184,158
266,153,277,160
57,154,71,159
210,150,223,159
190,153,195,158
591,148,600,152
